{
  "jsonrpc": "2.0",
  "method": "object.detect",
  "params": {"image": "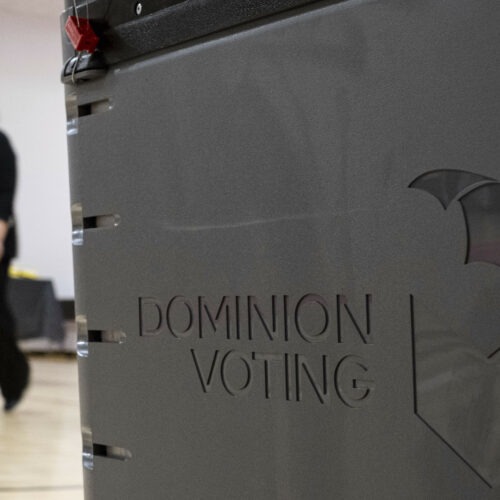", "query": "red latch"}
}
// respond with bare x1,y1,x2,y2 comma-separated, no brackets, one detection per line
65,16,99,53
